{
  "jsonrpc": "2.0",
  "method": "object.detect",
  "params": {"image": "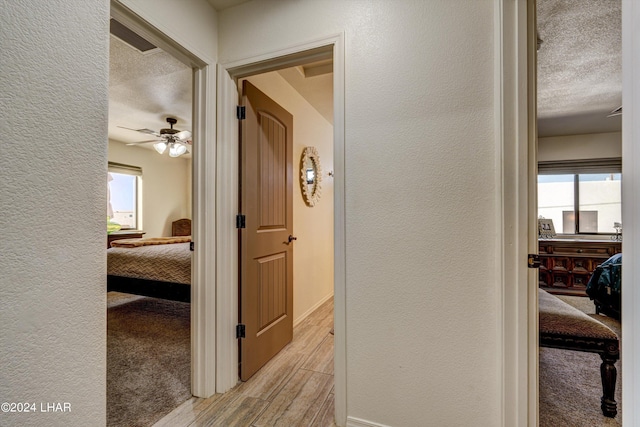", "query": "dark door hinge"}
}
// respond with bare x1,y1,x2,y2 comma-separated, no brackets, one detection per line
528,254,541,268
190,242,194,251
236,214,246,229
236,324,246,339
237,106,246,120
